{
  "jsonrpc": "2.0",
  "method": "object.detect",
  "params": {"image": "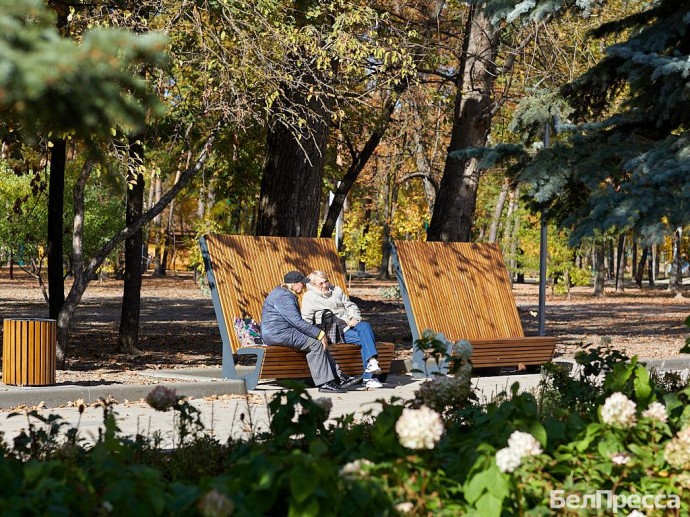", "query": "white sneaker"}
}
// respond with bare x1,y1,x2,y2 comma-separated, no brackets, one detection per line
364,378,384,389
365,358,381,375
